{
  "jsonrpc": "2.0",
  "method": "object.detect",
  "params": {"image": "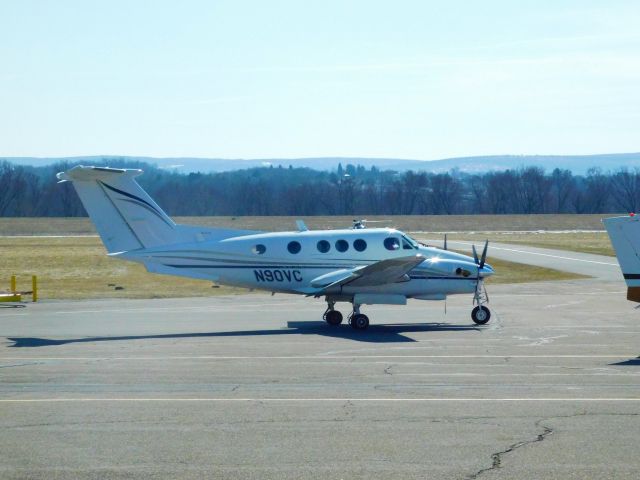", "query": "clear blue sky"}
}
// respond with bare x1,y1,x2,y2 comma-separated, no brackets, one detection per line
1,0,638,159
